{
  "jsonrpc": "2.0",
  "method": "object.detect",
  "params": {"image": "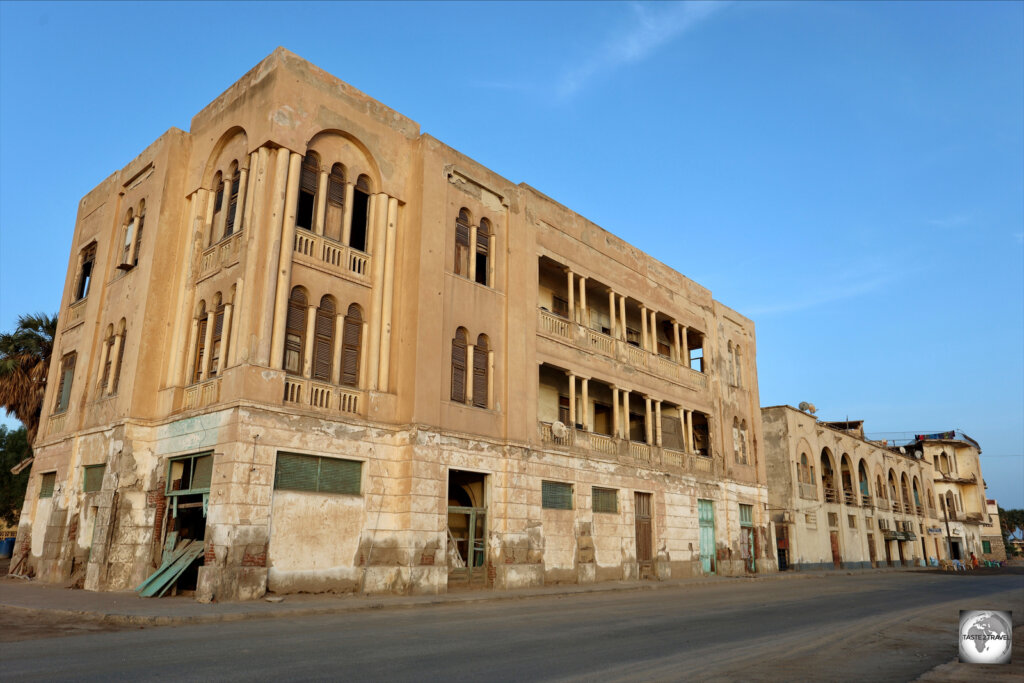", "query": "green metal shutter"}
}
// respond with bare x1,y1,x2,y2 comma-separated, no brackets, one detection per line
83,465,105,493
192,455,213,490
592,487,618,514
739,503,753,526
317,457,361,495
542,481,573,510
39,472,56,498
275,453,318,492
